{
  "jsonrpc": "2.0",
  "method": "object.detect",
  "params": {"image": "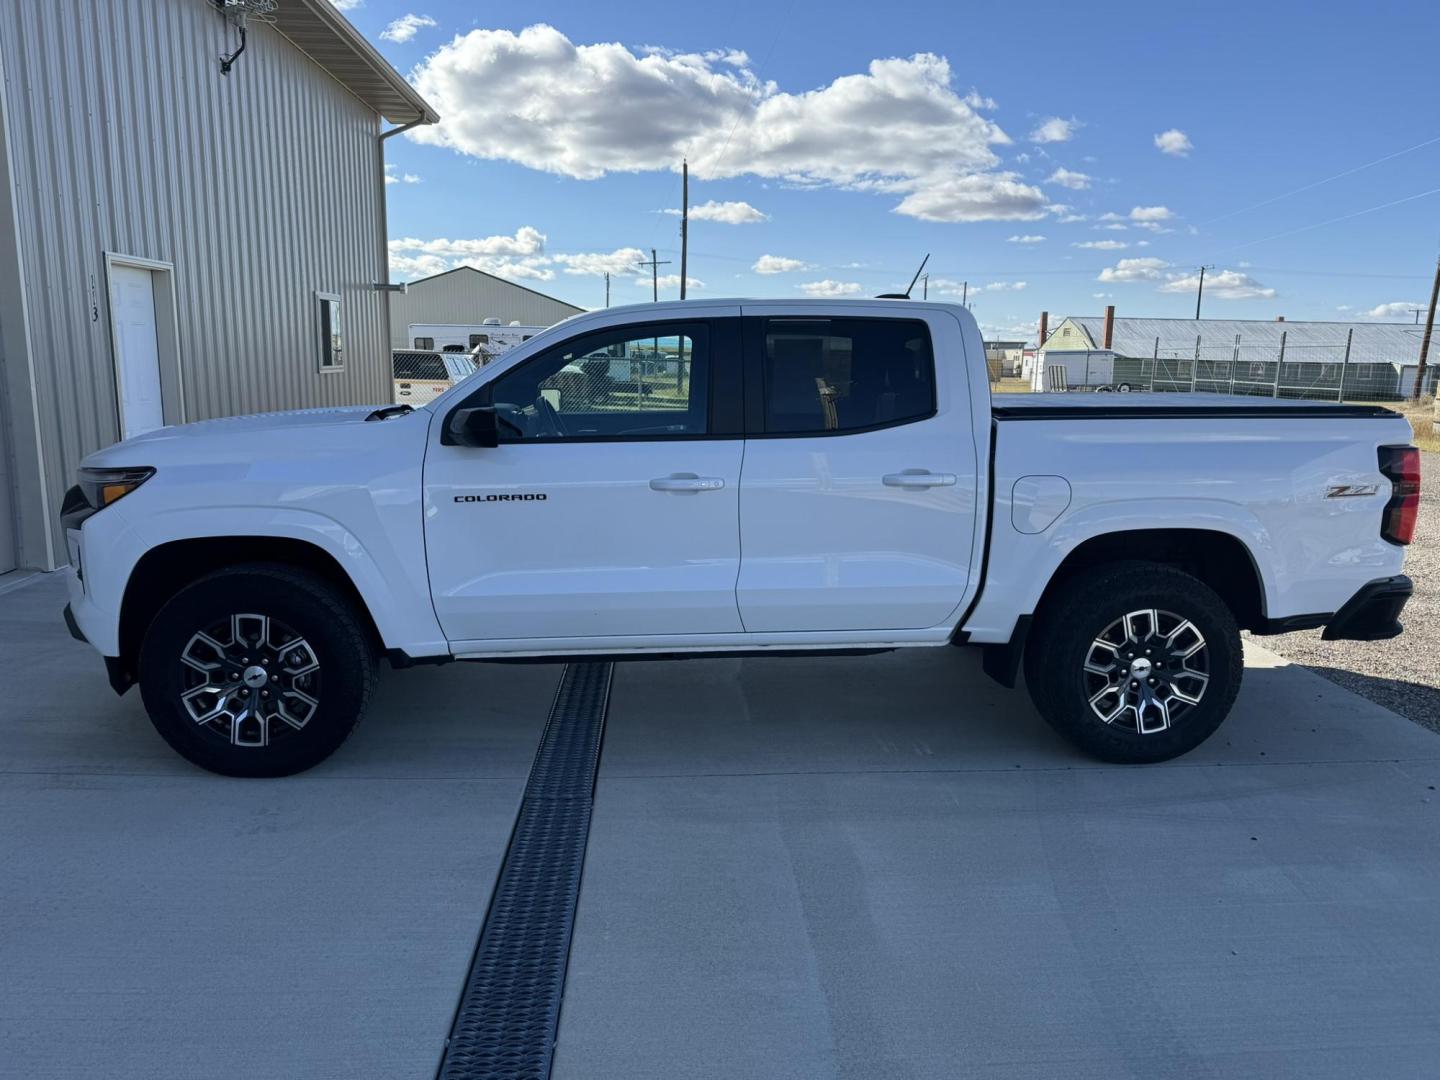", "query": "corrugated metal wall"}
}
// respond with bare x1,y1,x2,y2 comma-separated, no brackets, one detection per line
389,269,584,348
0,0,389,565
